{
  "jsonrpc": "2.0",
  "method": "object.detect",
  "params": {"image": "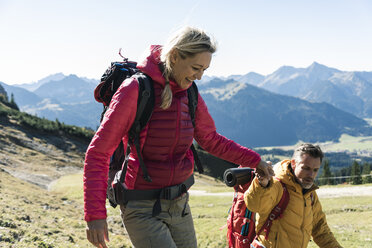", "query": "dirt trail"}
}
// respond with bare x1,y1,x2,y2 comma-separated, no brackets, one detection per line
189,185,372,198
316,185,372,198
